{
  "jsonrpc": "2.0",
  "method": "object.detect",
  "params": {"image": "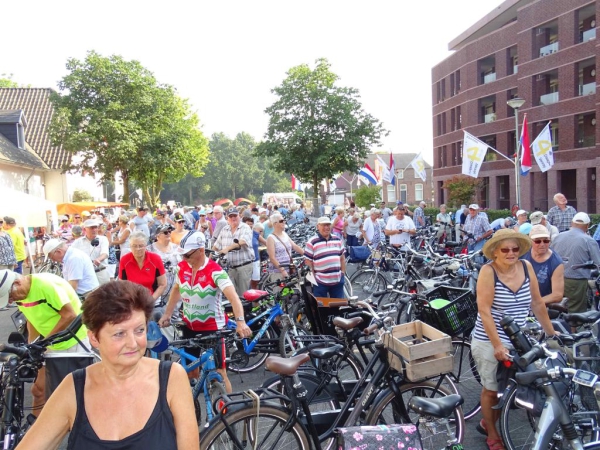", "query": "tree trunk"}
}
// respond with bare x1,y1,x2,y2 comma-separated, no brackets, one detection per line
188,185,192,206
312,173,320,217
122,171,130,205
